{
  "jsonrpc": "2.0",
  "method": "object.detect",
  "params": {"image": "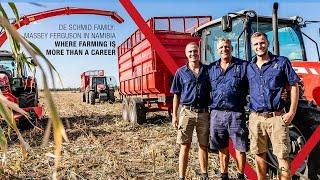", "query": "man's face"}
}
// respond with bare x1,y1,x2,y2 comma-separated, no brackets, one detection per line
217,41,232,59
185,44,200,63
251,35,269,57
